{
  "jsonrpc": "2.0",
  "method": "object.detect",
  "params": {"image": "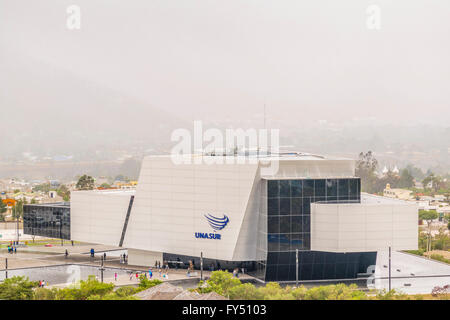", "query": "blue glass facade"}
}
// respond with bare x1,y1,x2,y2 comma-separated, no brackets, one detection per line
255,178,377,282
23,203,71,240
